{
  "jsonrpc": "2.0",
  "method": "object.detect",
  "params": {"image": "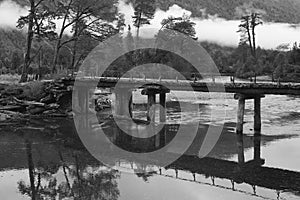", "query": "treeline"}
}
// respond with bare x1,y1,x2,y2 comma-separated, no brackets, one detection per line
202,42,300,81
1,28,300,81
0,0,300,82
